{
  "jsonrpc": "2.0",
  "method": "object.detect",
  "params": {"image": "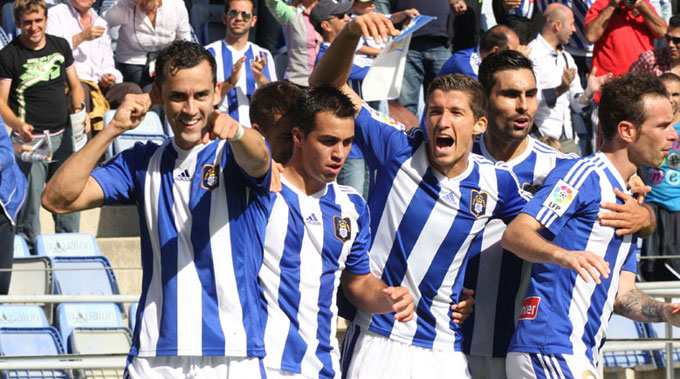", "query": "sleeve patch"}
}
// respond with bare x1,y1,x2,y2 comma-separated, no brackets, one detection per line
542,179,579,217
